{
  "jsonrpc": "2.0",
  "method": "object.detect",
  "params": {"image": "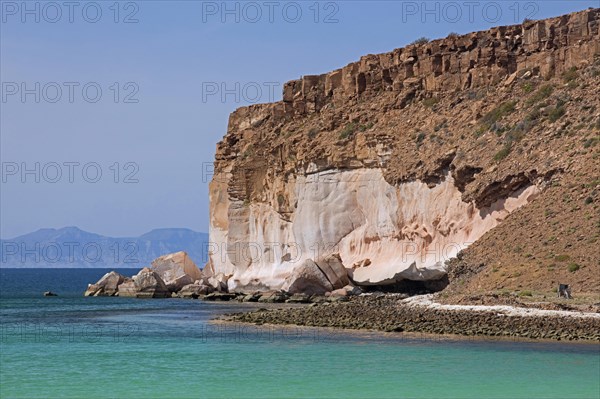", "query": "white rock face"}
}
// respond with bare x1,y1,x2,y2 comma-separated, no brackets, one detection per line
208,168,539,291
